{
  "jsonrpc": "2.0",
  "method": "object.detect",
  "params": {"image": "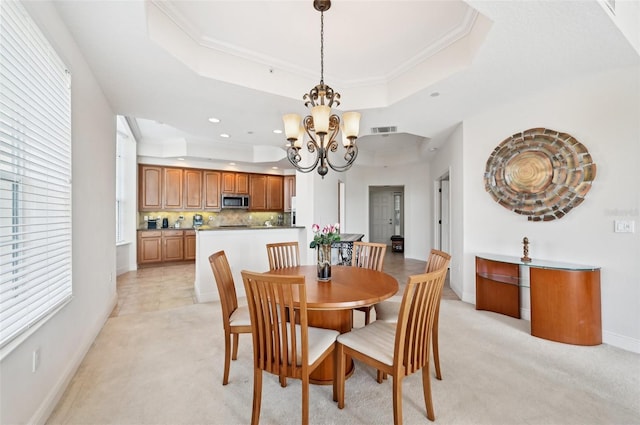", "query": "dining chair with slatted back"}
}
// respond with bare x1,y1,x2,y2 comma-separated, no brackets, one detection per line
335,266,449,424
209,250,252,385
376,249,451,380
423,249,451,380
266,241,301,270
351,241,387,325
241,270,339,425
